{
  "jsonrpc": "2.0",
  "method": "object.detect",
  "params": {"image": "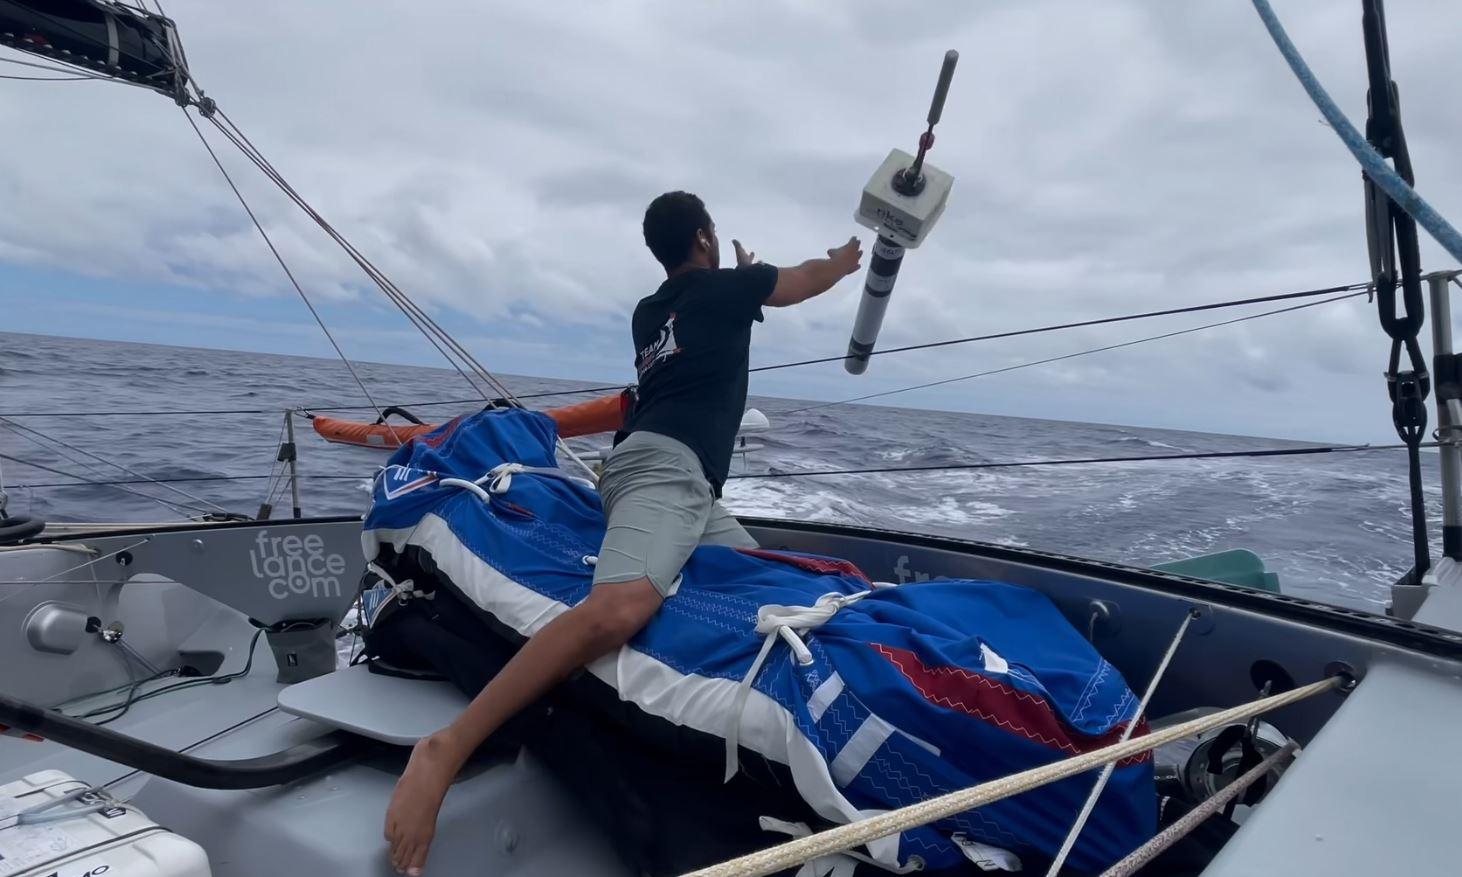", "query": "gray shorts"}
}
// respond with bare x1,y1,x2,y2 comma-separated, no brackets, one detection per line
592,430,757,597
